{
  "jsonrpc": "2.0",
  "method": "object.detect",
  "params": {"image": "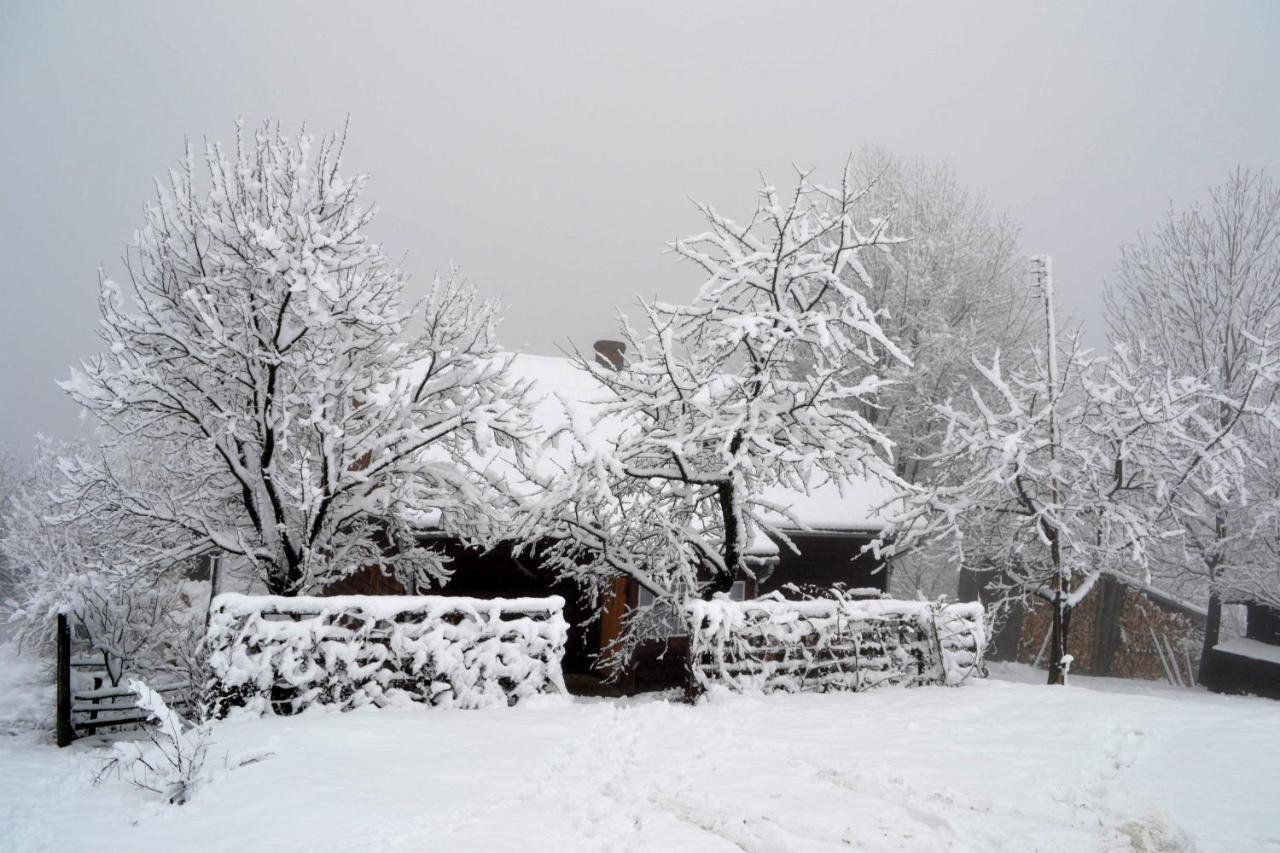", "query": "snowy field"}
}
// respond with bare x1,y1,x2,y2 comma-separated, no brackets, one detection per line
1,652,1277,853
